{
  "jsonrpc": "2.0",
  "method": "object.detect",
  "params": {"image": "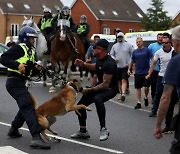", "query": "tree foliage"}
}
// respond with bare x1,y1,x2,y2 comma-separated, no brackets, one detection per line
141,0,172,31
